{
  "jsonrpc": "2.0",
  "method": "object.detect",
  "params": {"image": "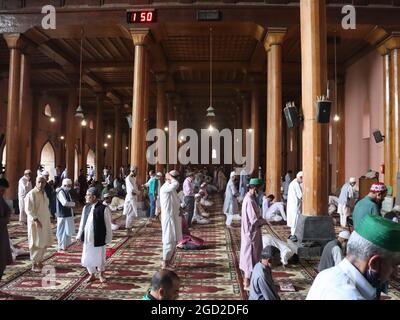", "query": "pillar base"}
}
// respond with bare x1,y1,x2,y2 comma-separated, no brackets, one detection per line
287,215,335,259
136,201,148,218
